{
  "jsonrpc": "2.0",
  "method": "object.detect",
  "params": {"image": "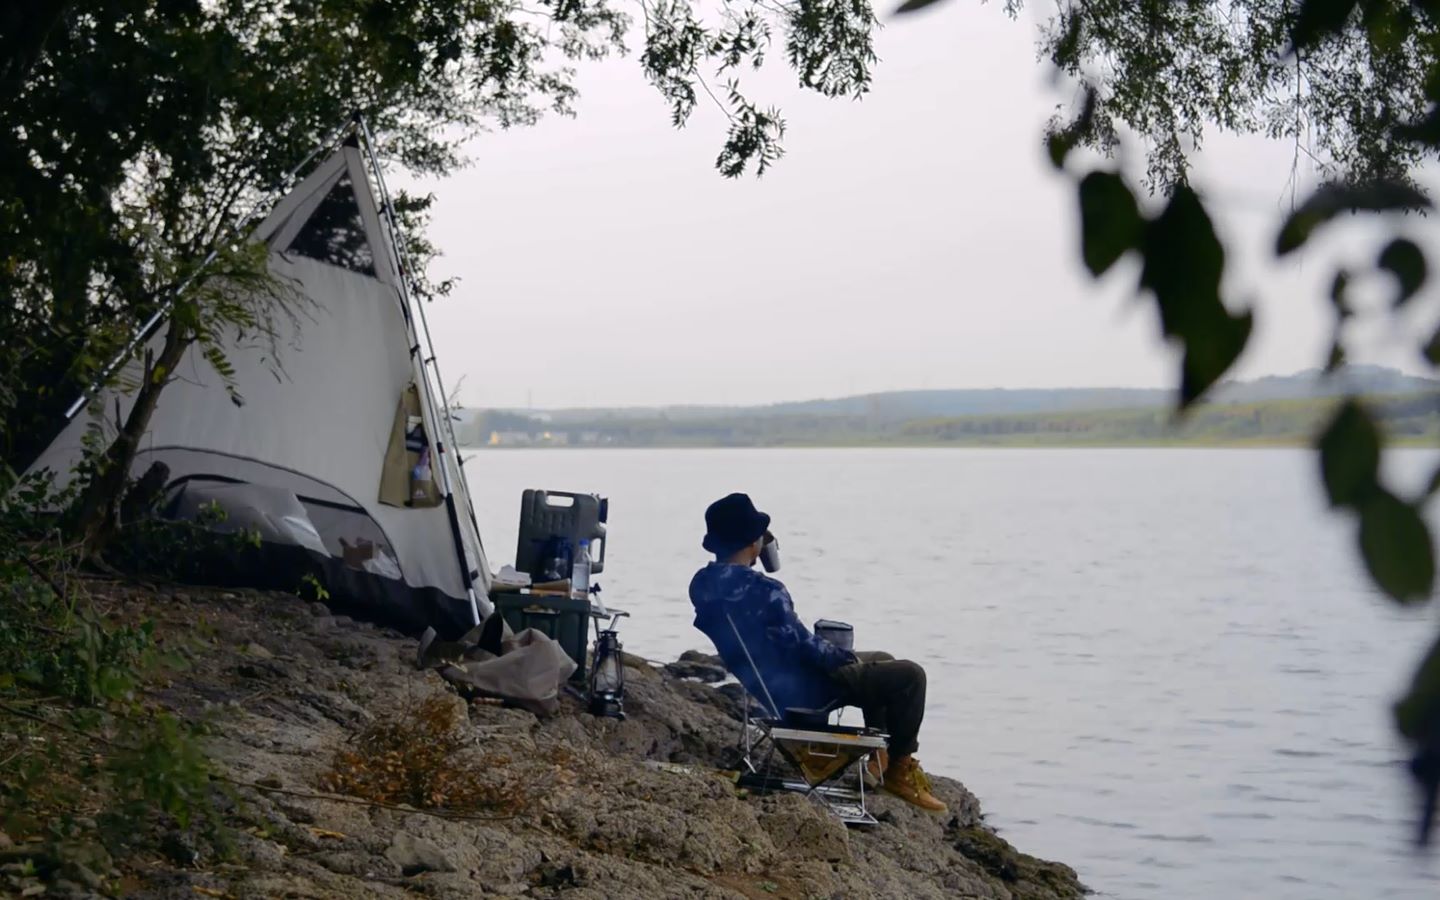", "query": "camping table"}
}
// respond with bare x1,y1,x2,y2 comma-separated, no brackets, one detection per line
587,603,628,643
